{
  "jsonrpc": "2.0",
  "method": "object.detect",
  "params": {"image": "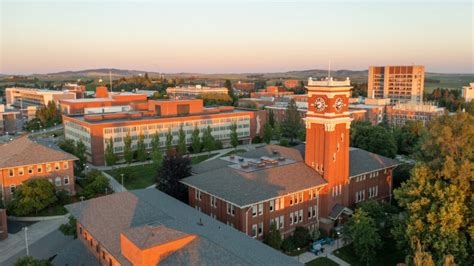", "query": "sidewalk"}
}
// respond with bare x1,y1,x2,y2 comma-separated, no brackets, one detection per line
0,215,68,264
292,239,350,266
101,171,126,192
